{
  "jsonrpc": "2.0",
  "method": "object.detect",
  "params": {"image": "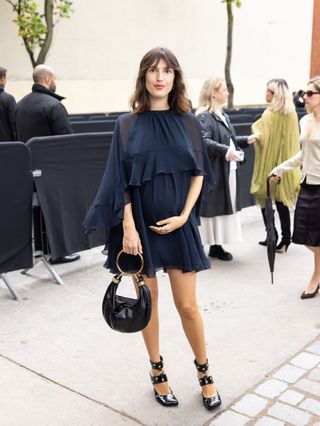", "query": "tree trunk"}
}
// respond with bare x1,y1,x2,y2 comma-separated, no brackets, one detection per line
225,2,234,108
16,0,36,67
36,0,54,66
22,37,36,68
